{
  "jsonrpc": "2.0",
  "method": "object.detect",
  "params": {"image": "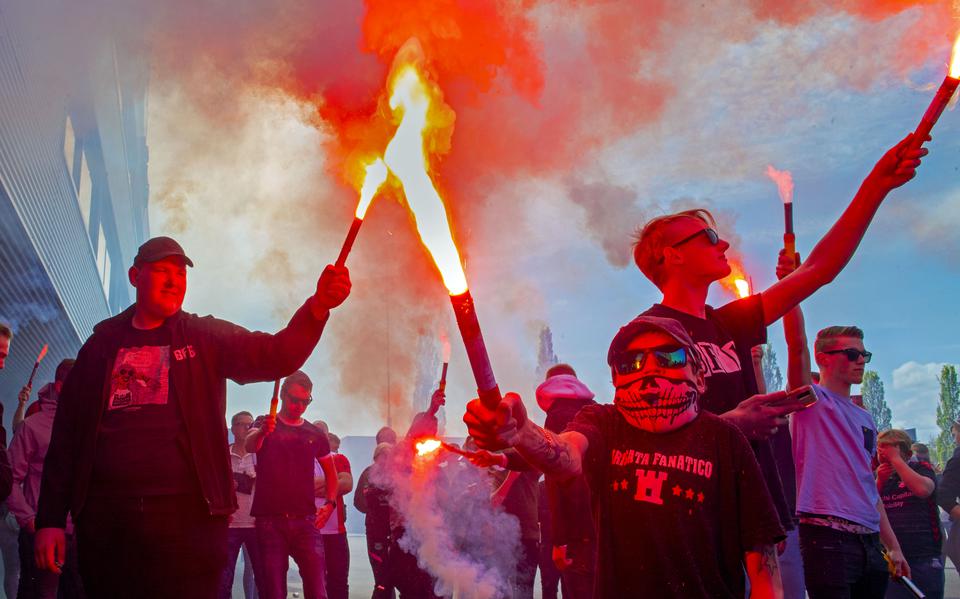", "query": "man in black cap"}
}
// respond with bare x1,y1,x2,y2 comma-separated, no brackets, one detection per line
34,236,352,598
465,315,786,598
